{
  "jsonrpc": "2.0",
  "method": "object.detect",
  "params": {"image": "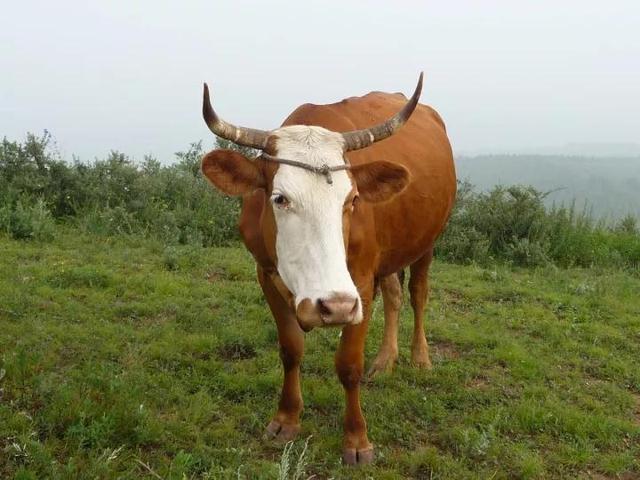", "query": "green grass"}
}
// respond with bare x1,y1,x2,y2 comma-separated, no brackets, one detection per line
1,229,639,479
